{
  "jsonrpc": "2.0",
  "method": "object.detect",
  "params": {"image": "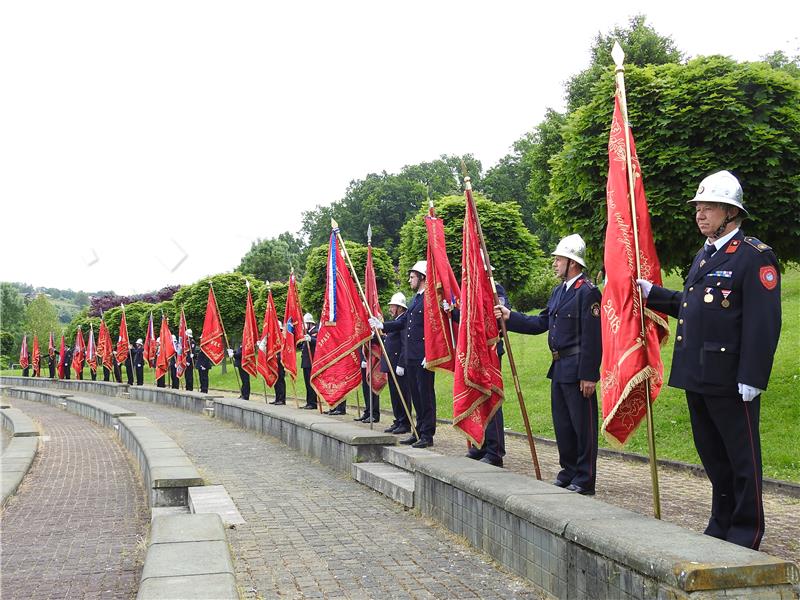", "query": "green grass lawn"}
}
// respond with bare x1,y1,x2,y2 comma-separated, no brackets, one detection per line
4,267,798,481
